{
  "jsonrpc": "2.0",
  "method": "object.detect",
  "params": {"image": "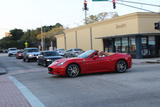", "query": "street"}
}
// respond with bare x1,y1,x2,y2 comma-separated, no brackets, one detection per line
0,53,160,107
